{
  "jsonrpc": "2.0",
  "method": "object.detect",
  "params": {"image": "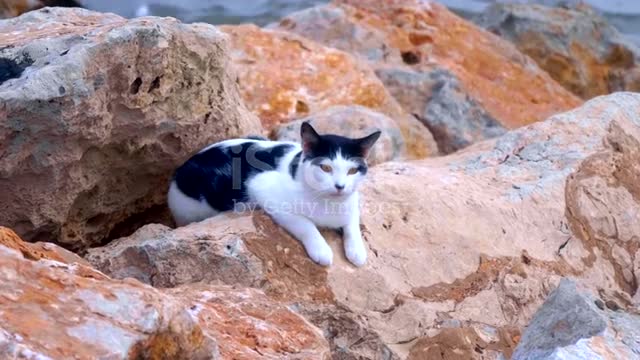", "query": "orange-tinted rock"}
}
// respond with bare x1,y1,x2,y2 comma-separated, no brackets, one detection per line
170,285,329,359
220,24,438,159
0,234,329,359
408,327,520,360
0,8,262,249
272,0,581,153
477,3,640,99
0,0,42,18
0,226,87,264
87,92,640,358
0,244,218,359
